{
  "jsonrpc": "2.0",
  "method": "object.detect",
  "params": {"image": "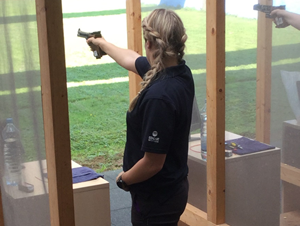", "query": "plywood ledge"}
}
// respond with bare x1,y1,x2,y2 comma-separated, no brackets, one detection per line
179,203,230,226
280,211,300,226
281,163,300,187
